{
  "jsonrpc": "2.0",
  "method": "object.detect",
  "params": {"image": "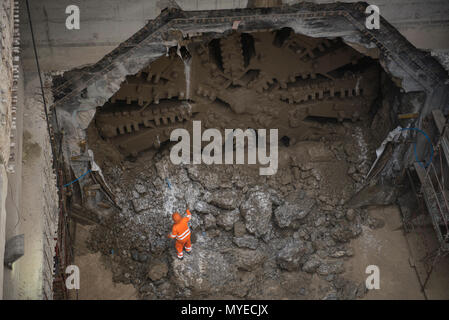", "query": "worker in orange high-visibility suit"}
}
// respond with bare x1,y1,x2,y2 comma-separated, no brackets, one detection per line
168,209,192,259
